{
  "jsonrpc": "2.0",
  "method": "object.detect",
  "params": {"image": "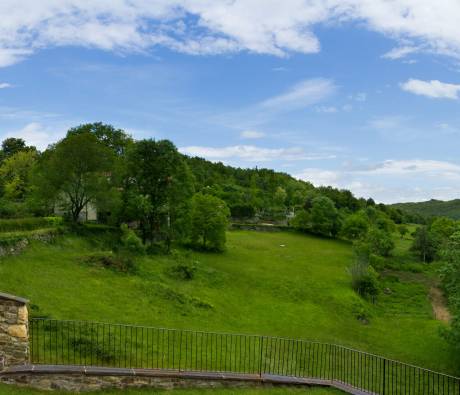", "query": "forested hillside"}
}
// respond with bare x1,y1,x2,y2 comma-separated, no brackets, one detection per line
392,199,460,220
